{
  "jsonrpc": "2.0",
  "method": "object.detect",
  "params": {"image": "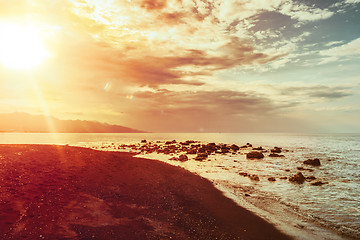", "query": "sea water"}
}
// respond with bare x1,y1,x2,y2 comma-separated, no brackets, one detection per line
1,132,359,238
